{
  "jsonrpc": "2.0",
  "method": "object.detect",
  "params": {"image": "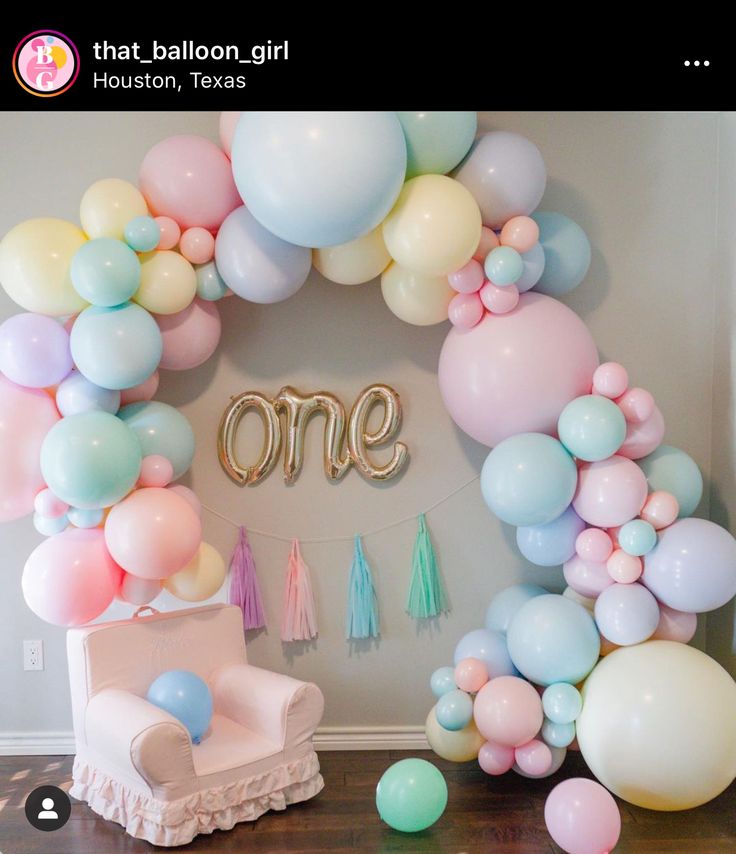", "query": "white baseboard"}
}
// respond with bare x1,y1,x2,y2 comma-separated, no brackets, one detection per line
0,726,428,756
